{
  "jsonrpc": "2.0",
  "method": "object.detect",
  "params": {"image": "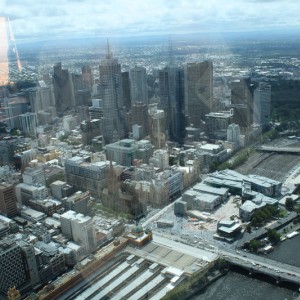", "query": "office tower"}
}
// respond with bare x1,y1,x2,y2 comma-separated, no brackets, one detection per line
53,62,75,116
148,105,166,149
228,78,254,129
184,61,213,127
253,82,271,126
129,66,148,105
0,183,18,217
205,110,233,140
131,102,149,137
159,66,185,143
81,119,101,145
19,112,38,137
24,81,55,114
0,238,28,295
64,156,110,196
81,65,94,90
3,95,28,129
99,46,126,144
227,123,241,145
122,71,131,110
